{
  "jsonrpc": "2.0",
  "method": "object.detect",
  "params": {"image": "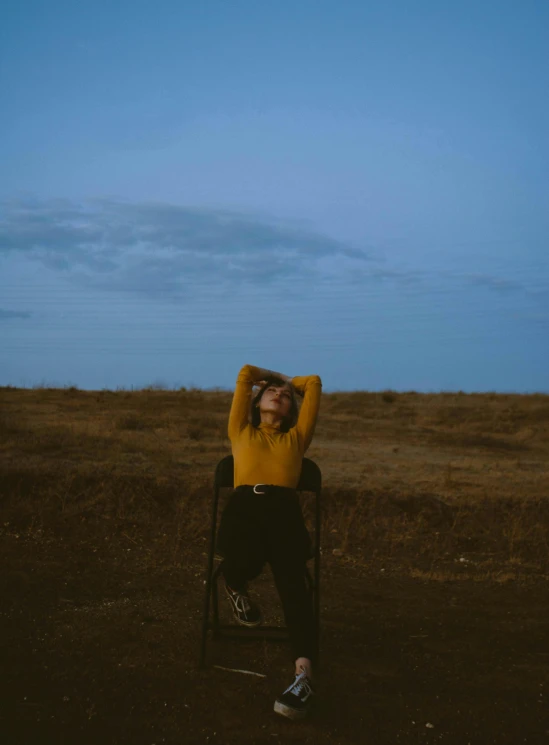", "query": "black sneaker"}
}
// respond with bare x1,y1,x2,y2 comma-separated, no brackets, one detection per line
224,583,262,627
274,670,315,720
